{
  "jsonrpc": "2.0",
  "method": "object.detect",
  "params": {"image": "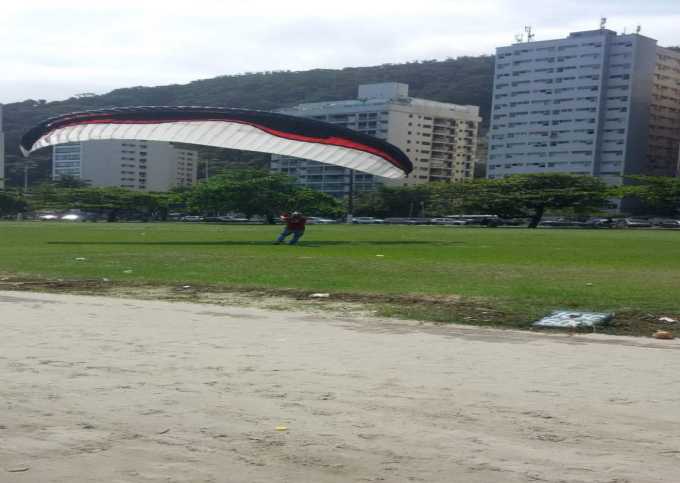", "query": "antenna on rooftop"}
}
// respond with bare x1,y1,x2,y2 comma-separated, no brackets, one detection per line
514,33,524,44
636,24,642,34
600,17,607,31
525,26,535,42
